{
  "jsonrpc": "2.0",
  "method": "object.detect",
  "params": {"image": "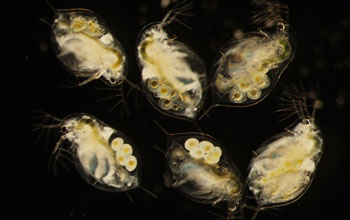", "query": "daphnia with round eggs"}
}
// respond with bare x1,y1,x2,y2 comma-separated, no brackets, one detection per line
161,132,243,215
136,4,207,120
206,0,295,116
47,4,127,86
247,87,323,218
52,113,140,192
